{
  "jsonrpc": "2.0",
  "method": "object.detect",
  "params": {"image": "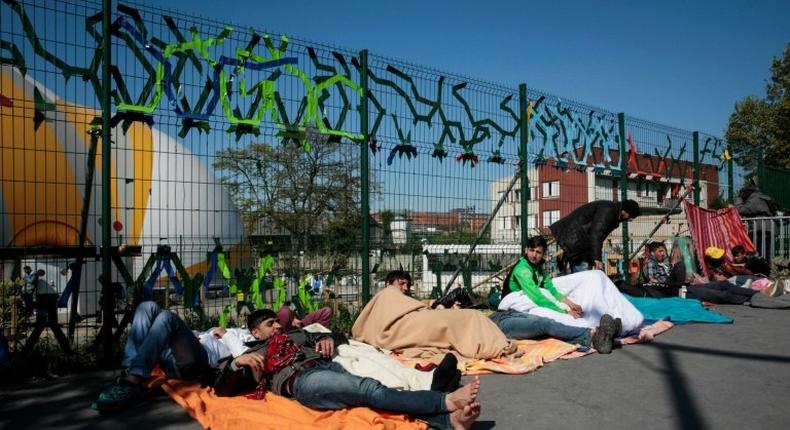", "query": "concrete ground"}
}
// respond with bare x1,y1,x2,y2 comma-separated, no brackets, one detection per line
1,305,788,430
